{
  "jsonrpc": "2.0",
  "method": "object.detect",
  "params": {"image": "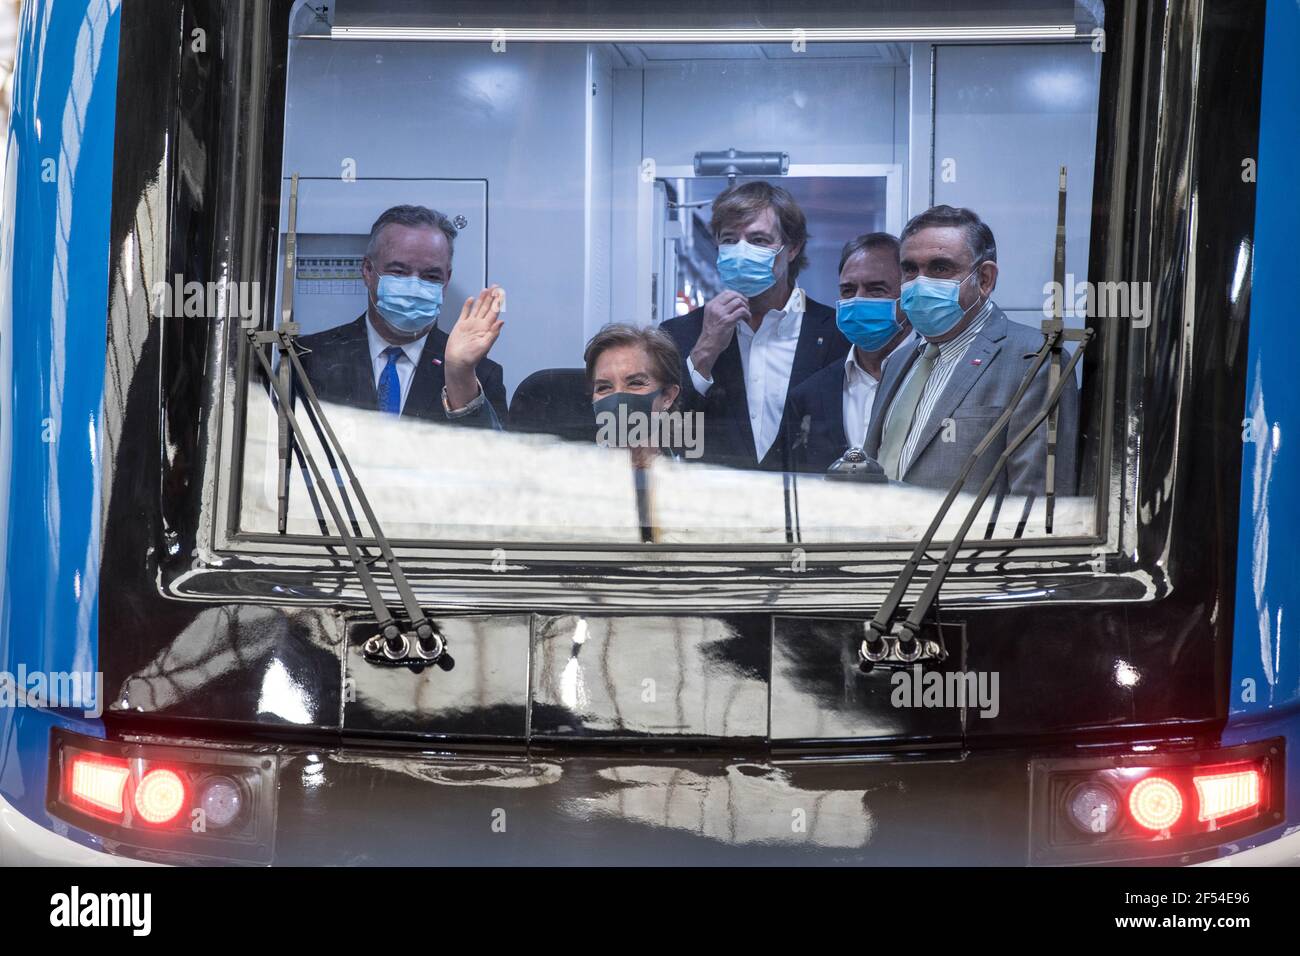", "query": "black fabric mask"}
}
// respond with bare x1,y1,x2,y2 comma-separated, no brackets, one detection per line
593,389,662,446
